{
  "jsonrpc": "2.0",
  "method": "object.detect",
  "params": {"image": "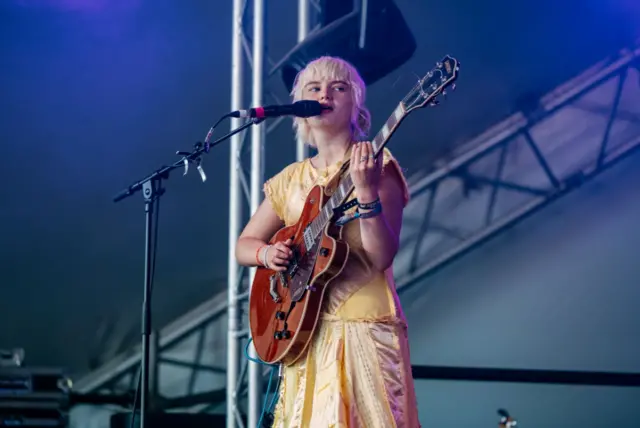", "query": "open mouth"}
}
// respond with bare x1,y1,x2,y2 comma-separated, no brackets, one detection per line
320,105,333,114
